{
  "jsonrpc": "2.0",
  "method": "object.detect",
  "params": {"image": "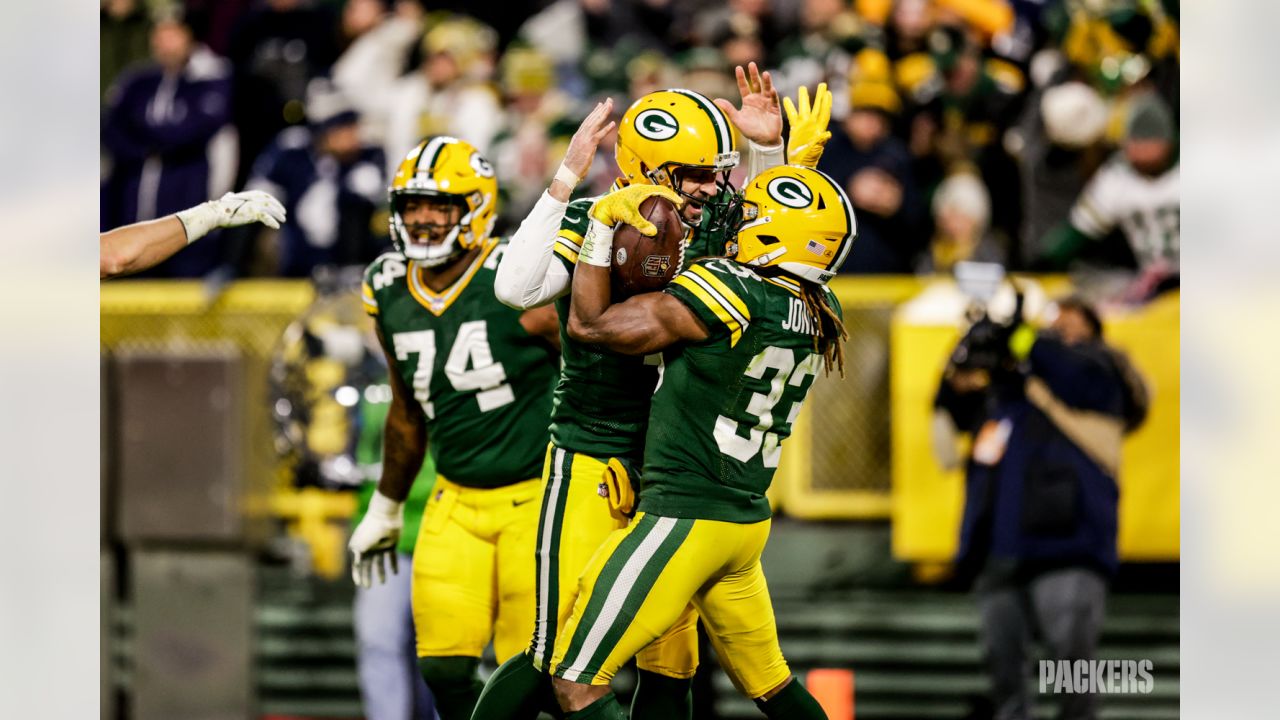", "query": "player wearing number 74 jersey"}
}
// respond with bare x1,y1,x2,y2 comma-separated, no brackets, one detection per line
550,164,855,720
350,136,560,720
